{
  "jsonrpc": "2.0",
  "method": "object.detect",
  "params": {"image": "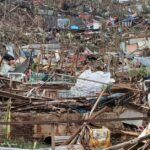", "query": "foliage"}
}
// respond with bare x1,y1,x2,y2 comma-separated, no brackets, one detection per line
128,67,150,81
0,139,44,149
